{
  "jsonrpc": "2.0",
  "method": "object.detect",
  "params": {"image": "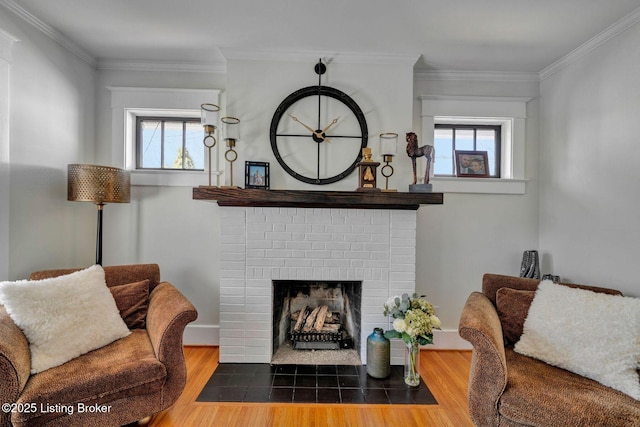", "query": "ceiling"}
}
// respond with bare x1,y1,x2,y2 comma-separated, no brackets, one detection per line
3,0,640,73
